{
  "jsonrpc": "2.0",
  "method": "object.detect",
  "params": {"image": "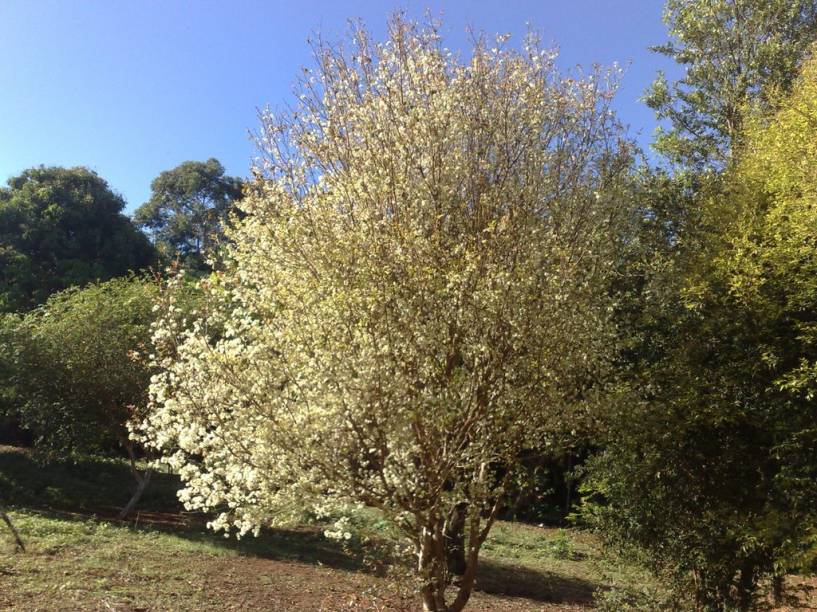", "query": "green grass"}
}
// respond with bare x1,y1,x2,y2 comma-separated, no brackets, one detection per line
1,509,380,610
479,520,671,607
0,445,181,513
0,445,675,611
2,511,223,606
